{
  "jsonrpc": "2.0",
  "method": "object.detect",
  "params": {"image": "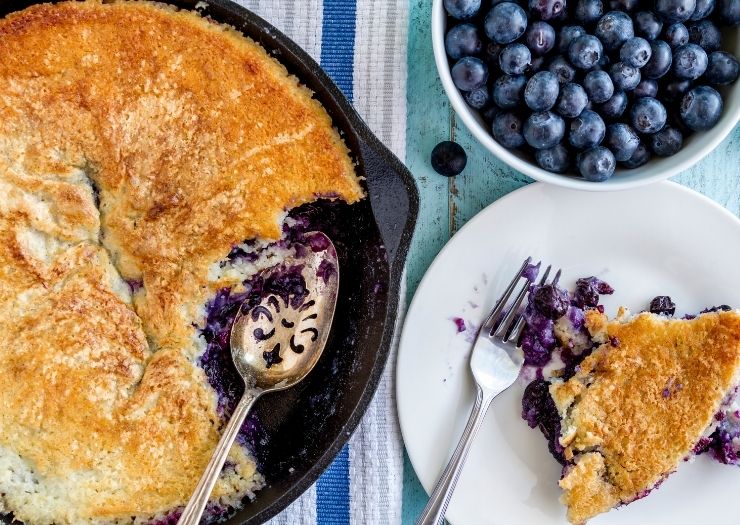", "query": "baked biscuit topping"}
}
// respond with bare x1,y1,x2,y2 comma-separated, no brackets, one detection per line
0,1,362,523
